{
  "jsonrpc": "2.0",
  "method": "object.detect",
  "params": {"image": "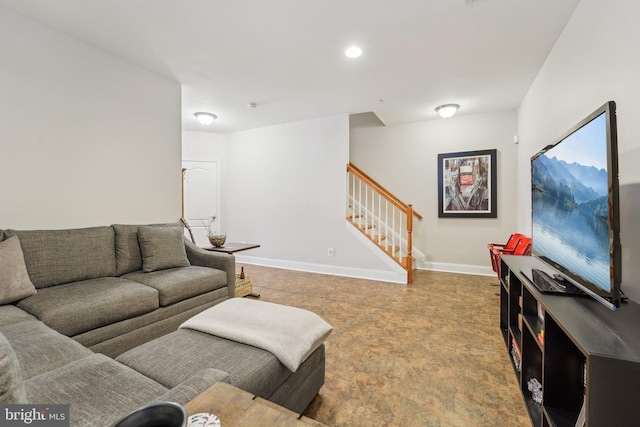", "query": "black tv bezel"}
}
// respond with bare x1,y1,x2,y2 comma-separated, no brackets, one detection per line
530,100,621,307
